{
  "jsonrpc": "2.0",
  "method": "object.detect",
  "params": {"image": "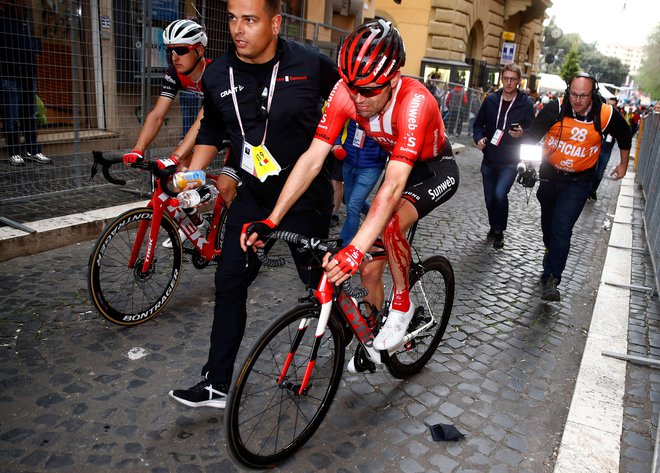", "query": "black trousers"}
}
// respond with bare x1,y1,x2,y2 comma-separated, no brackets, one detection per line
203,189,331,384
